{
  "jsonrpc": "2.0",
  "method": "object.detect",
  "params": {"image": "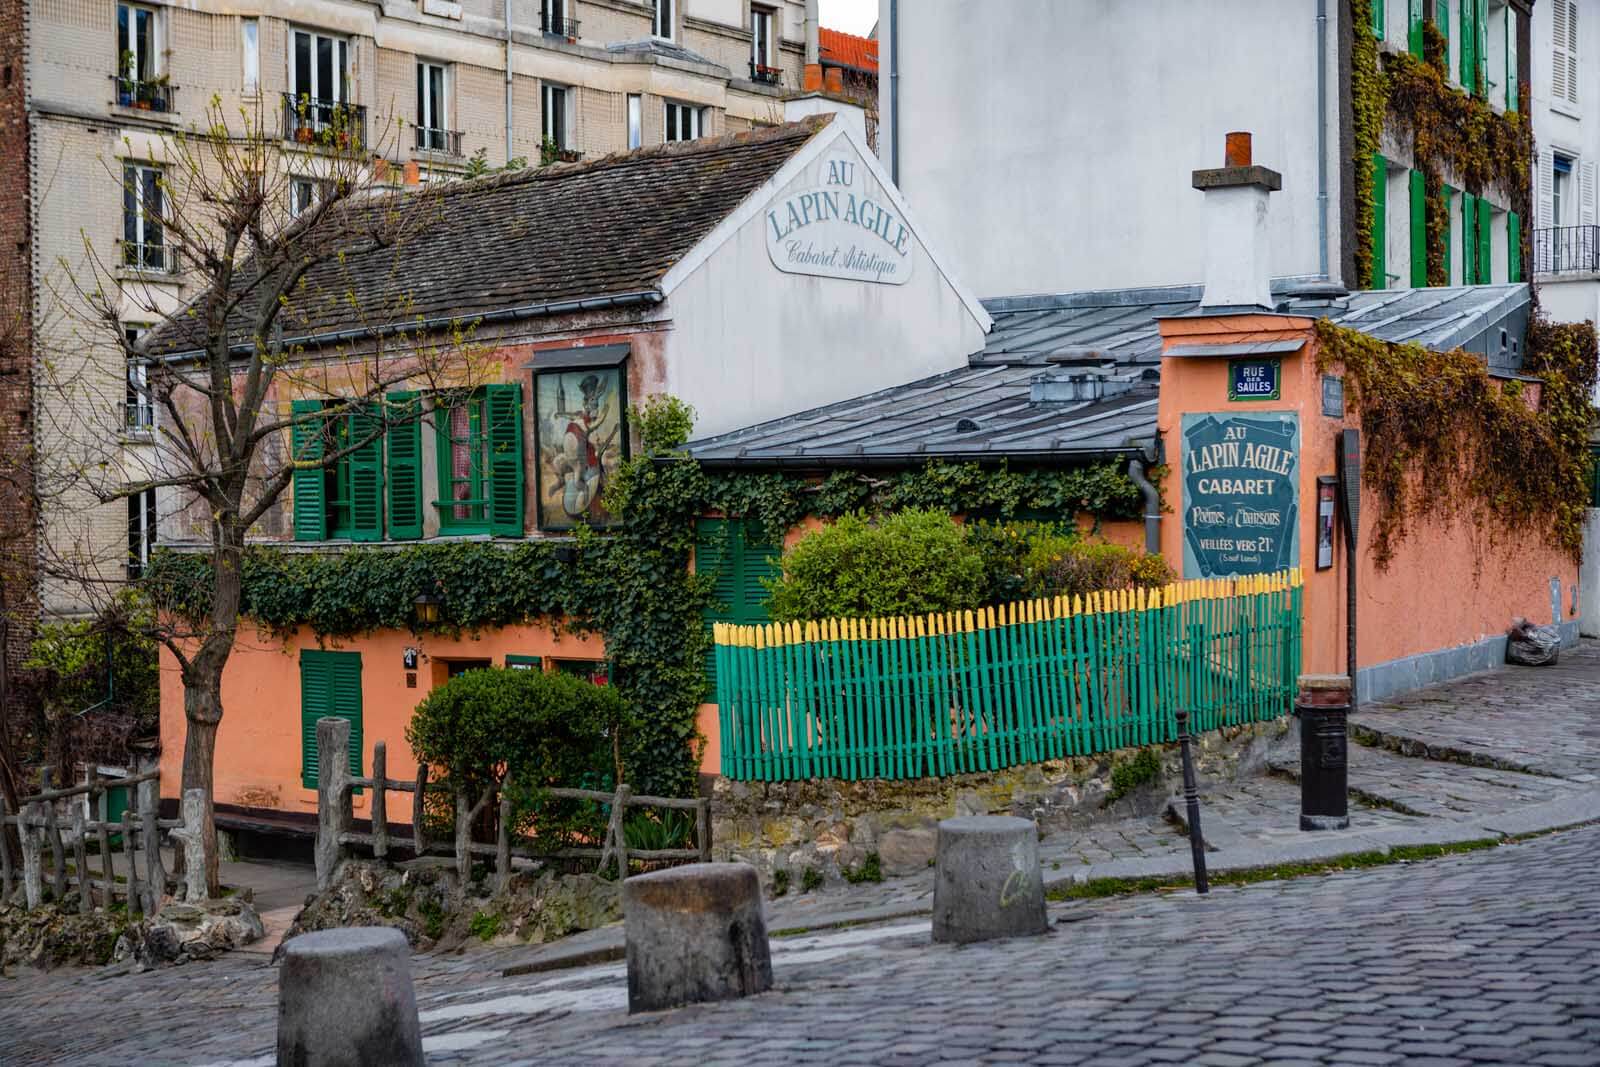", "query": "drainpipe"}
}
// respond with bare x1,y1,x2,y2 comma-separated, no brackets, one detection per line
889,0,899,183
1316,0,1330,279
504,0,514,164
1128,456,1162,555
804,0,819,65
